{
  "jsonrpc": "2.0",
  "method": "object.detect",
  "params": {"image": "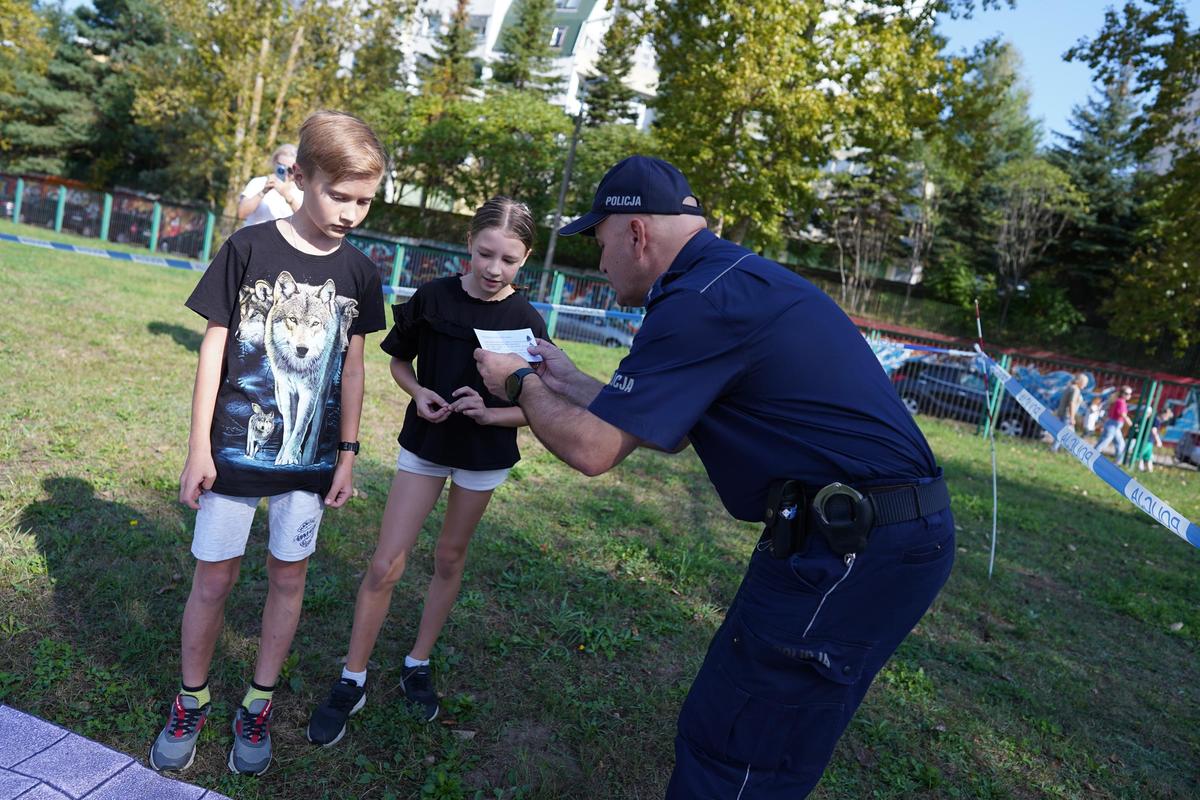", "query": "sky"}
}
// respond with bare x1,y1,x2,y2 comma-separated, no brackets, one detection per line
937,0,1200,146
